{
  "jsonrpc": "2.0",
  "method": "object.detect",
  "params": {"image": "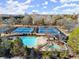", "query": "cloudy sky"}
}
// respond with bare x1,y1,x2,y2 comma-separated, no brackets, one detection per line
0,0,79,14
